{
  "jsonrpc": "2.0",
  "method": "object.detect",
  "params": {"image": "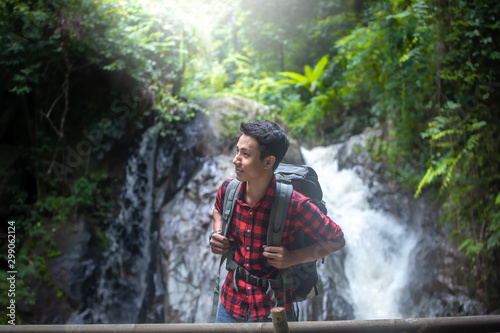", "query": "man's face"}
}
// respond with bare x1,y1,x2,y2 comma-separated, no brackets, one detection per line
232,134,268,182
